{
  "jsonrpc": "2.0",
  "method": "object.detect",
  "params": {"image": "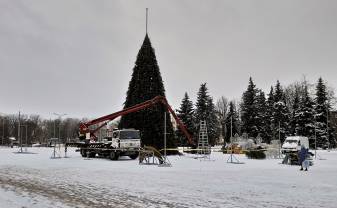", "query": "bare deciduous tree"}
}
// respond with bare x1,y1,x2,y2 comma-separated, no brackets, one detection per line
216,96,228,143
